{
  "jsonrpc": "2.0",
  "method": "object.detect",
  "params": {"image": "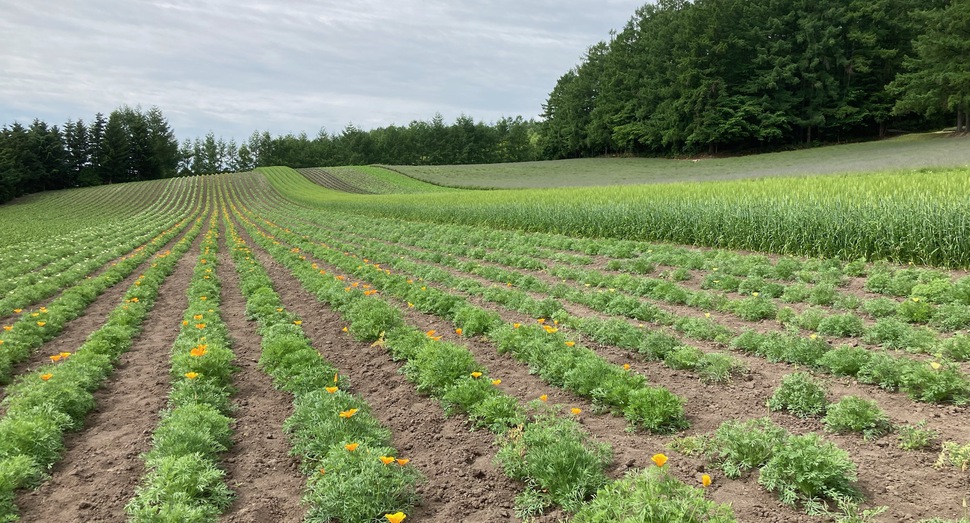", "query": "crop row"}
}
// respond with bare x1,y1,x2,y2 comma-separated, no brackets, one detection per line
0,204,207,521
